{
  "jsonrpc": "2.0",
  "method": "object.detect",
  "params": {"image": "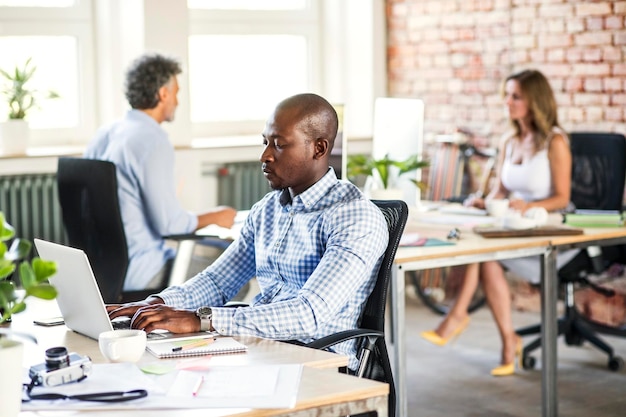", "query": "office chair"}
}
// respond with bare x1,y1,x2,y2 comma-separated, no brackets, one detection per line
304,199,408,417
56,157,168,303
516,132,626,372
